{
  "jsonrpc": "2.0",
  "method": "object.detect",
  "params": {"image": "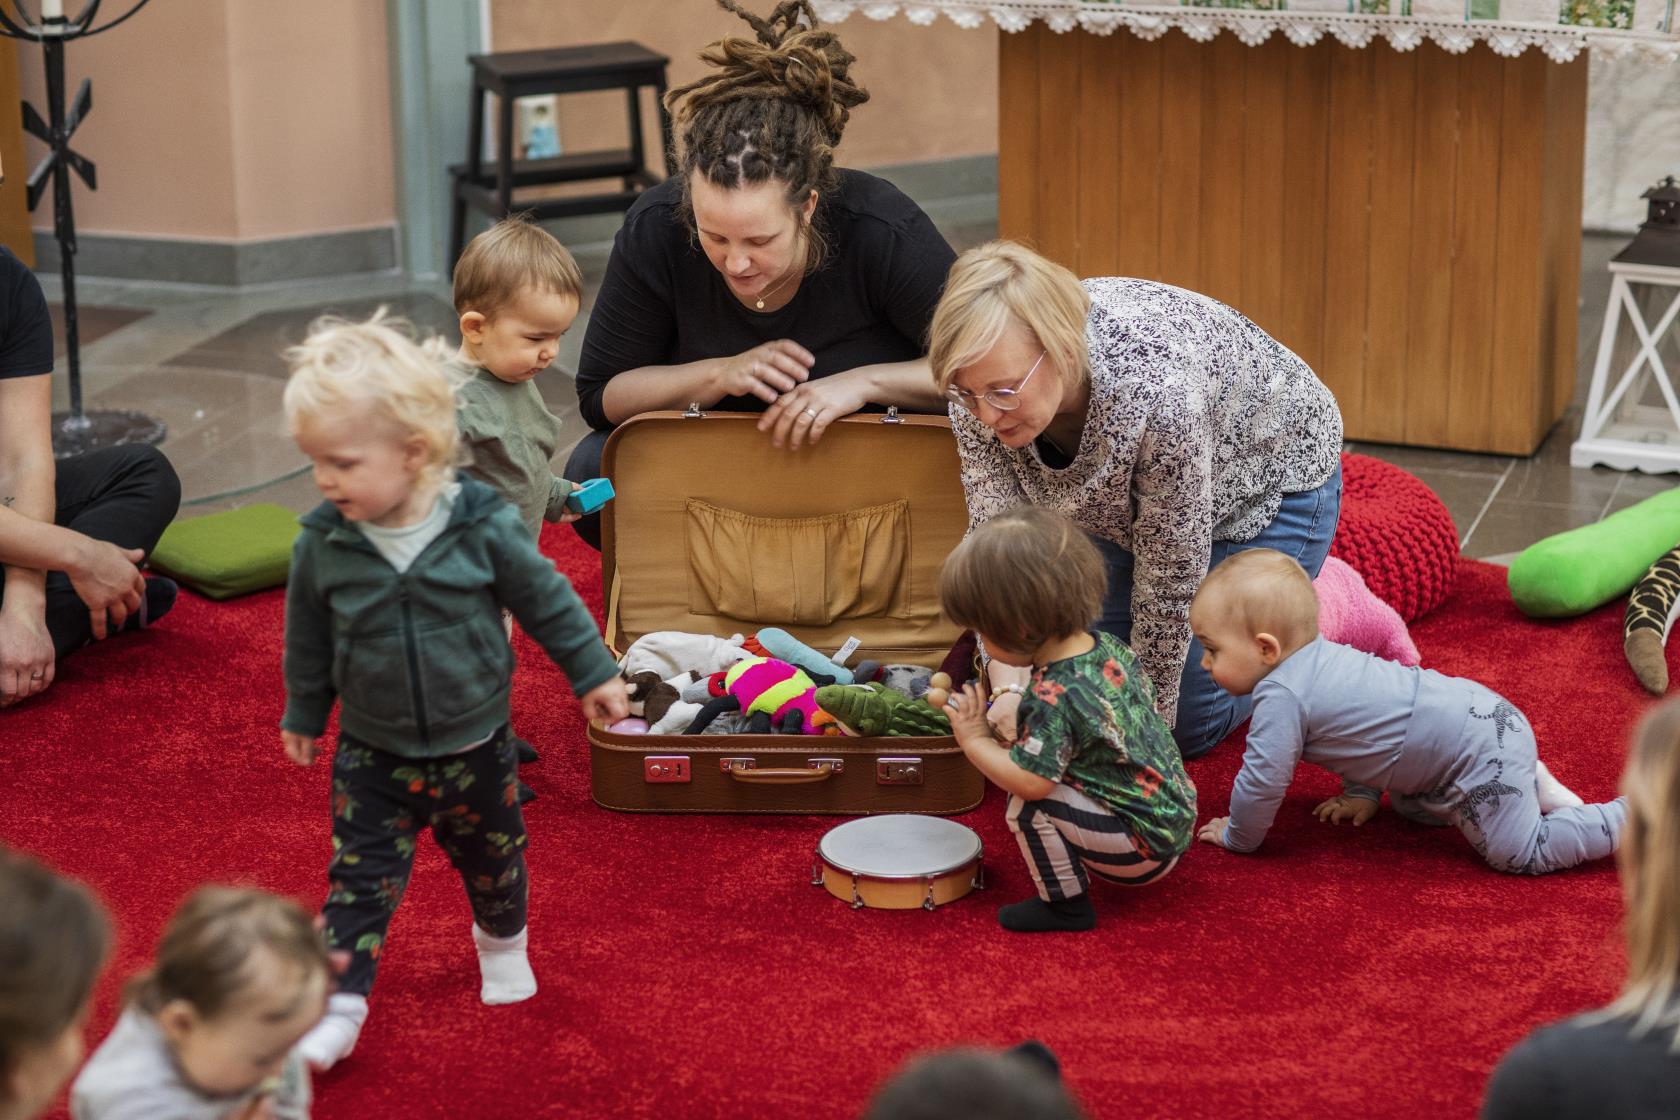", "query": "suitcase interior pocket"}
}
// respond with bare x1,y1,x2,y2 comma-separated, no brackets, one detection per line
685,498,910,626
